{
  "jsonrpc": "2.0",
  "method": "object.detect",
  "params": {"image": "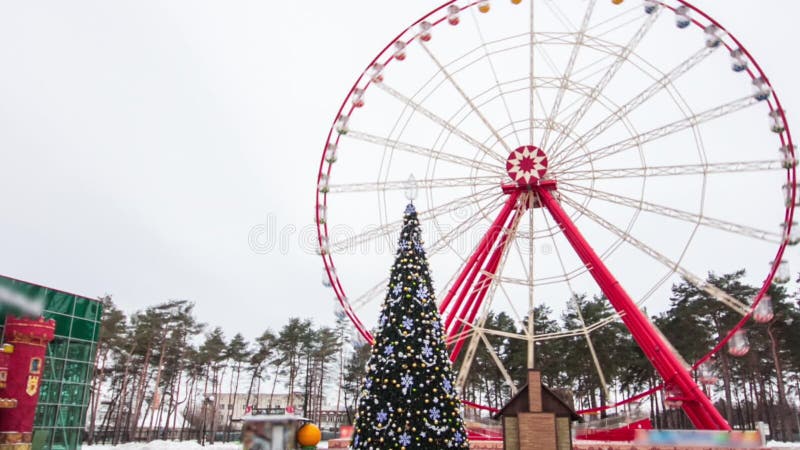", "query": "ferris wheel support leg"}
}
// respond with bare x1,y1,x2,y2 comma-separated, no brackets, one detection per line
535,186,731,431
443,238,493,333
449,225,512,361
441,192,520,333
